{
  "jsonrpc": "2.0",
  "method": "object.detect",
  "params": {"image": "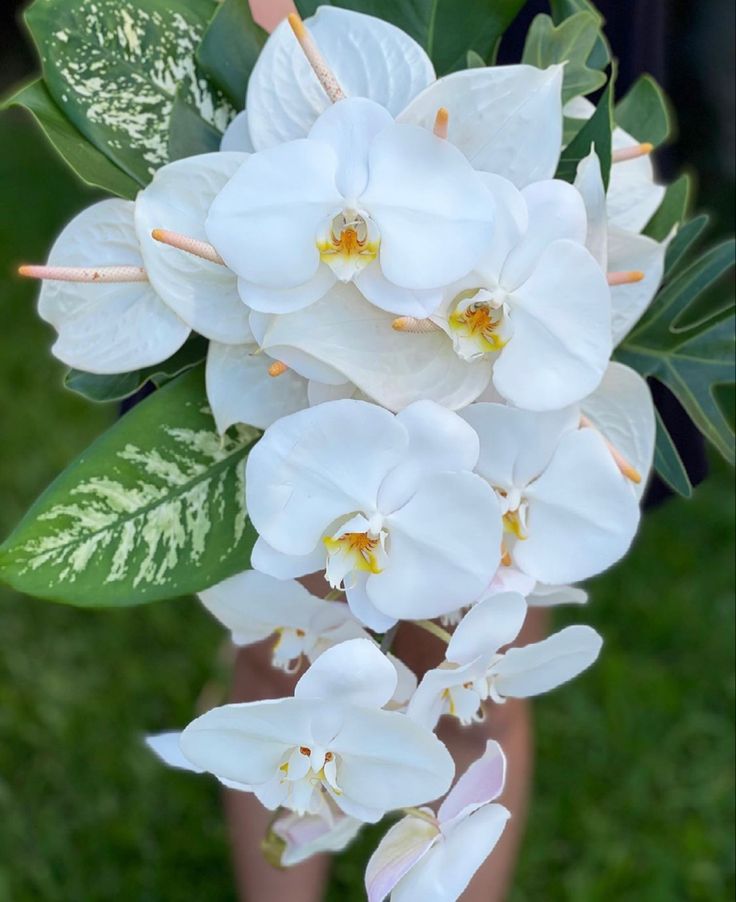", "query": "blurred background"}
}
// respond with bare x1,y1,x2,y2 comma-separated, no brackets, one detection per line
0,0,733,899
